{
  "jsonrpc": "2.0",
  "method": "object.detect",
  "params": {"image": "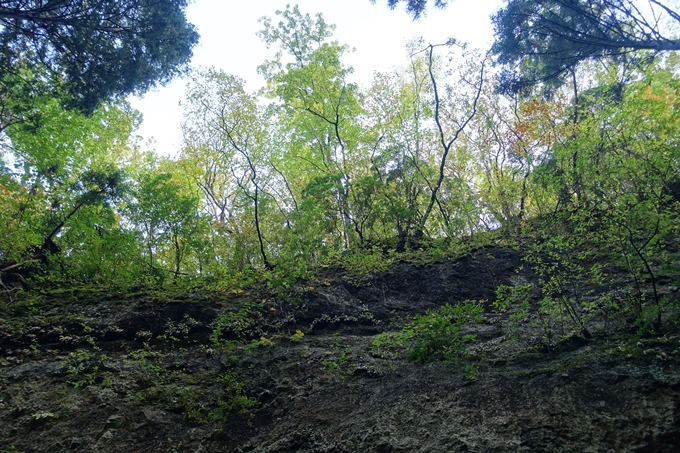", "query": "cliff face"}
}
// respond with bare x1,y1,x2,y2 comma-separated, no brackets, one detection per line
1,247,679,453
